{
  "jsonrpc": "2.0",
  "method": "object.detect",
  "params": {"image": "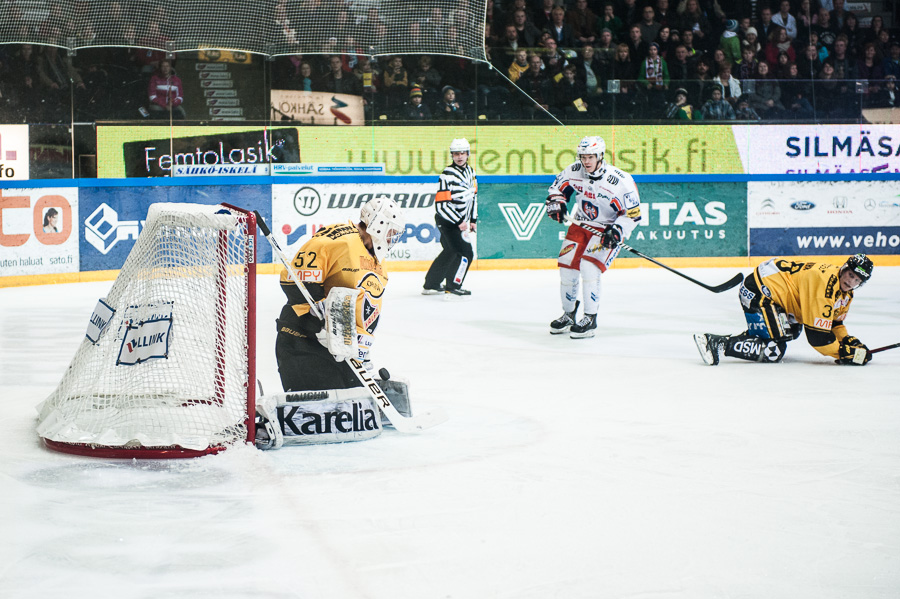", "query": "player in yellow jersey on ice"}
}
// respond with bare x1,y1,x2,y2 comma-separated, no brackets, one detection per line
694,254,875,366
